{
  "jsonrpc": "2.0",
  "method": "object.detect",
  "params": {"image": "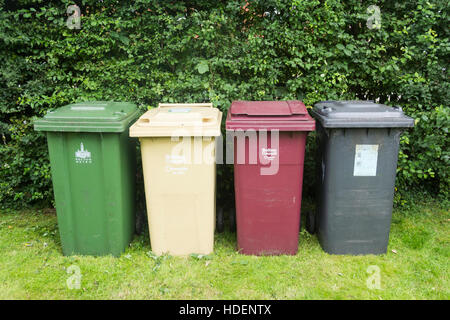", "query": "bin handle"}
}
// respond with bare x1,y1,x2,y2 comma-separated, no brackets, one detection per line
158,103,213,108
137,108,215,125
